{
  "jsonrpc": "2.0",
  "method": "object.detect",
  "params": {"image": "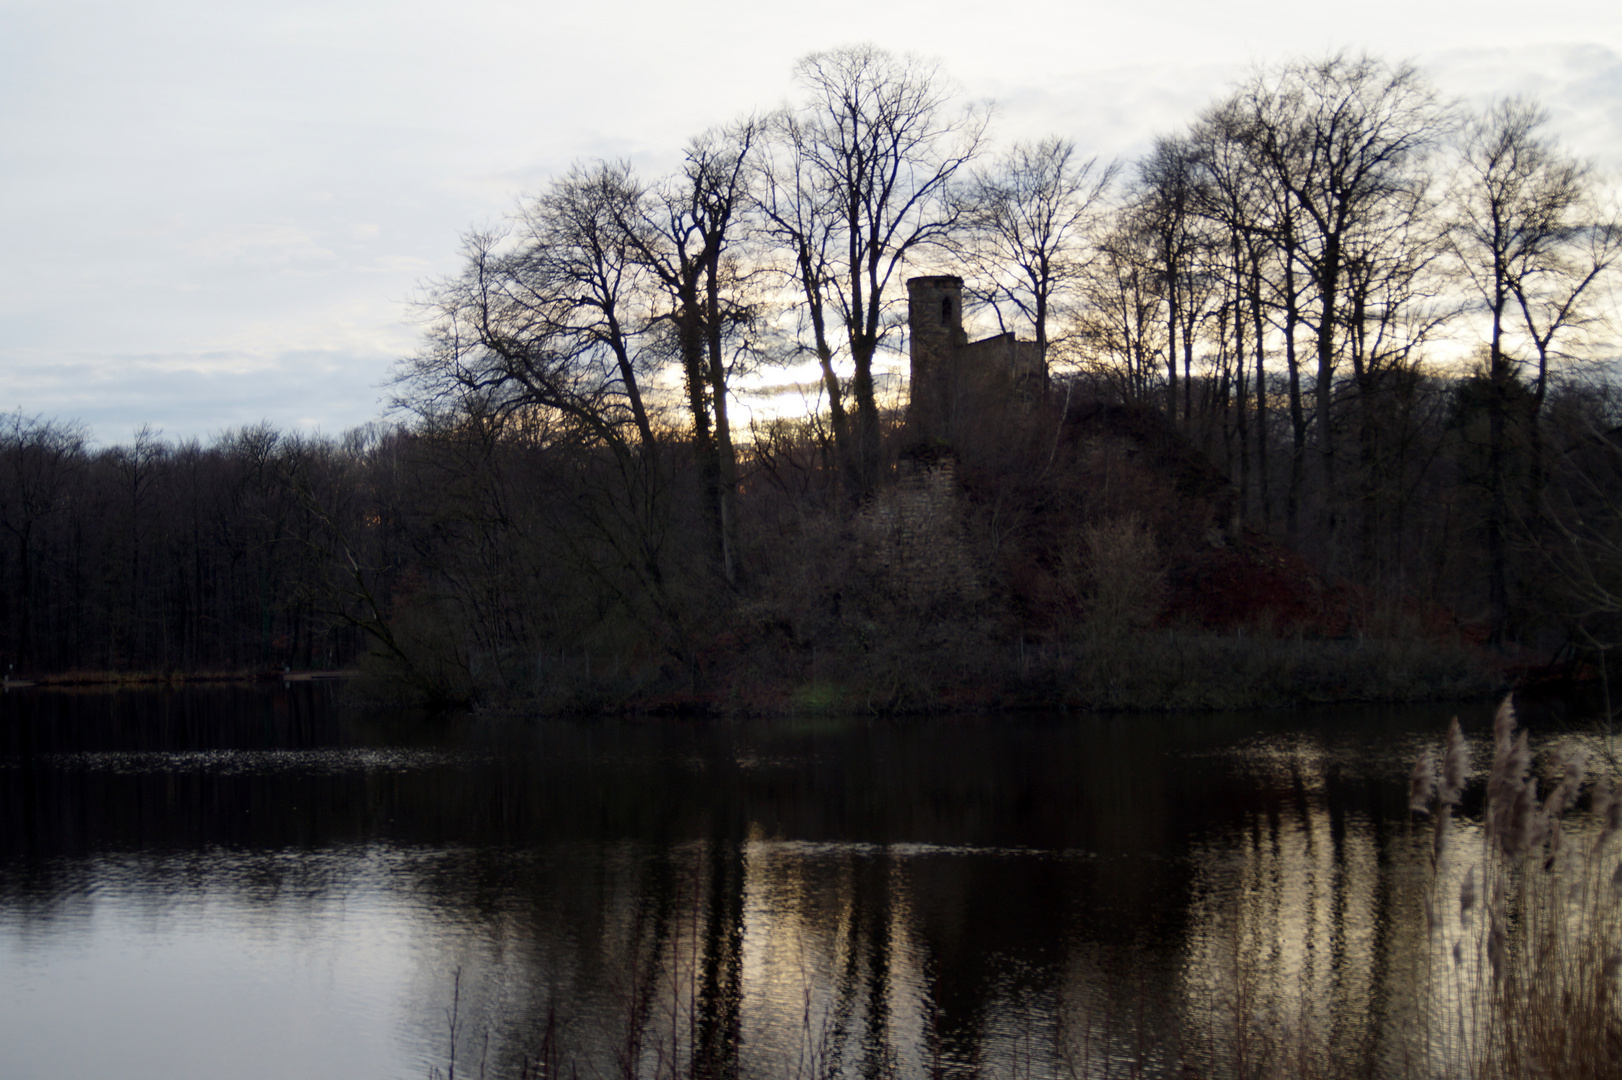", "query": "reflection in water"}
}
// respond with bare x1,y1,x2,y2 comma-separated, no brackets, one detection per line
0,688,1602,1078
1179,737,1396,1076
